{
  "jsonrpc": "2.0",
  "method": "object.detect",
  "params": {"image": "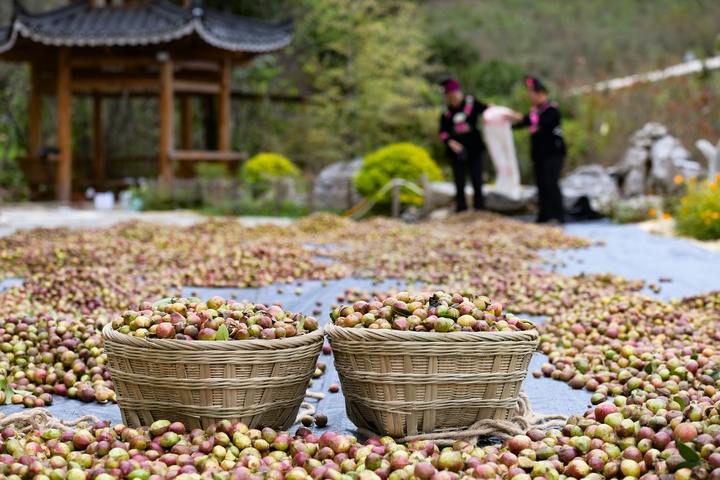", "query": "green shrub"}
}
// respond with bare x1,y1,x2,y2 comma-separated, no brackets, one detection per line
133,182,199,211
194,162,229,181
599,195,656,224
354,143,443,204
674,179,720,240
0,156,29,203
241,153,300,184
206,197,306,218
